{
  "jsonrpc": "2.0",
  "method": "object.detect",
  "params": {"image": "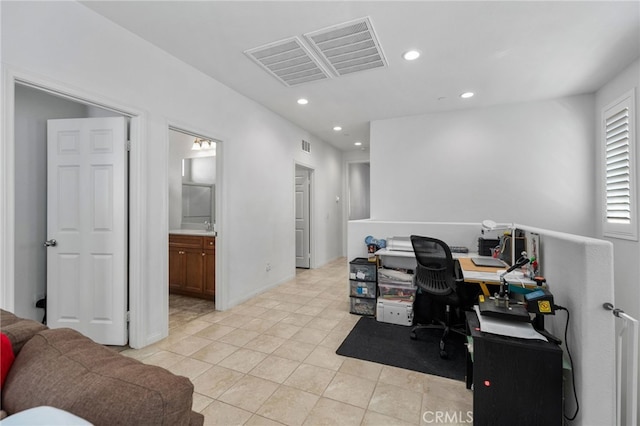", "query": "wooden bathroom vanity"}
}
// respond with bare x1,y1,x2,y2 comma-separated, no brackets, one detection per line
169,232,215,300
